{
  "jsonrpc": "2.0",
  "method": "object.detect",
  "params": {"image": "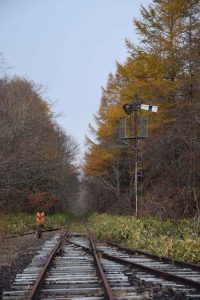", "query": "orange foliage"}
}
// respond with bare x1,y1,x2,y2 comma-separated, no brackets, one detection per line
27,190,60,211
